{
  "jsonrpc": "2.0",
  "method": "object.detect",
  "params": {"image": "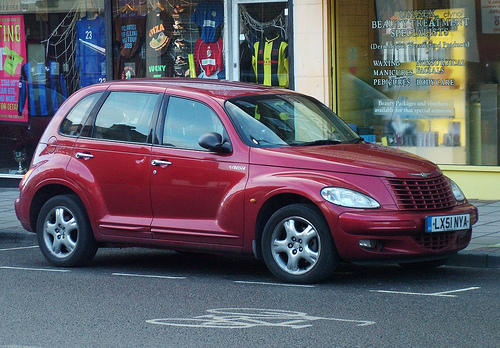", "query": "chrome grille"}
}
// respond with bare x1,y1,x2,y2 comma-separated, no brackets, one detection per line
387,175,455,210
